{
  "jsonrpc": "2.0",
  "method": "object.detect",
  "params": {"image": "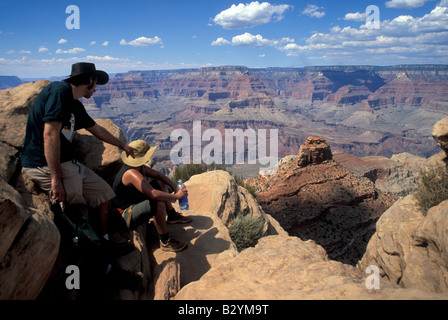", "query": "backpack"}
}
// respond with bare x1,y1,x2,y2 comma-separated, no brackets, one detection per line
51,201,106,270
